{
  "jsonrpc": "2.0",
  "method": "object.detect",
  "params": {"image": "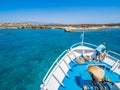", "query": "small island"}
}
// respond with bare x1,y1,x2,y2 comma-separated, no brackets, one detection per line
0,23,120,32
